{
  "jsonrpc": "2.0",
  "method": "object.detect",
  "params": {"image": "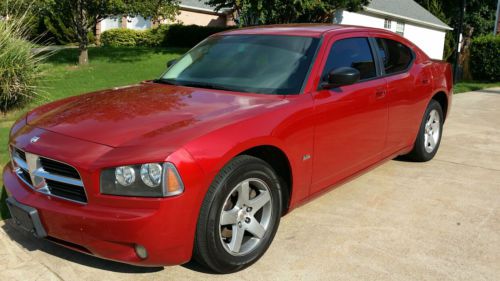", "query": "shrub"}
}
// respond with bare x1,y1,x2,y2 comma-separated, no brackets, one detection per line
101,28,140,47
163,24,234,48
100,25,235,48
101,27,169,47
470,35,500,82
0,18,46,113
